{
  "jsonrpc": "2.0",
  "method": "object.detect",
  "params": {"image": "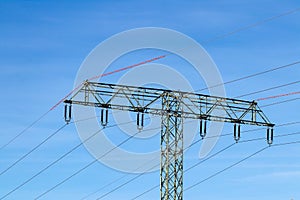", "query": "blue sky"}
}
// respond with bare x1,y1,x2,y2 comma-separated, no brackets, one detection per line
0,0,300,199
